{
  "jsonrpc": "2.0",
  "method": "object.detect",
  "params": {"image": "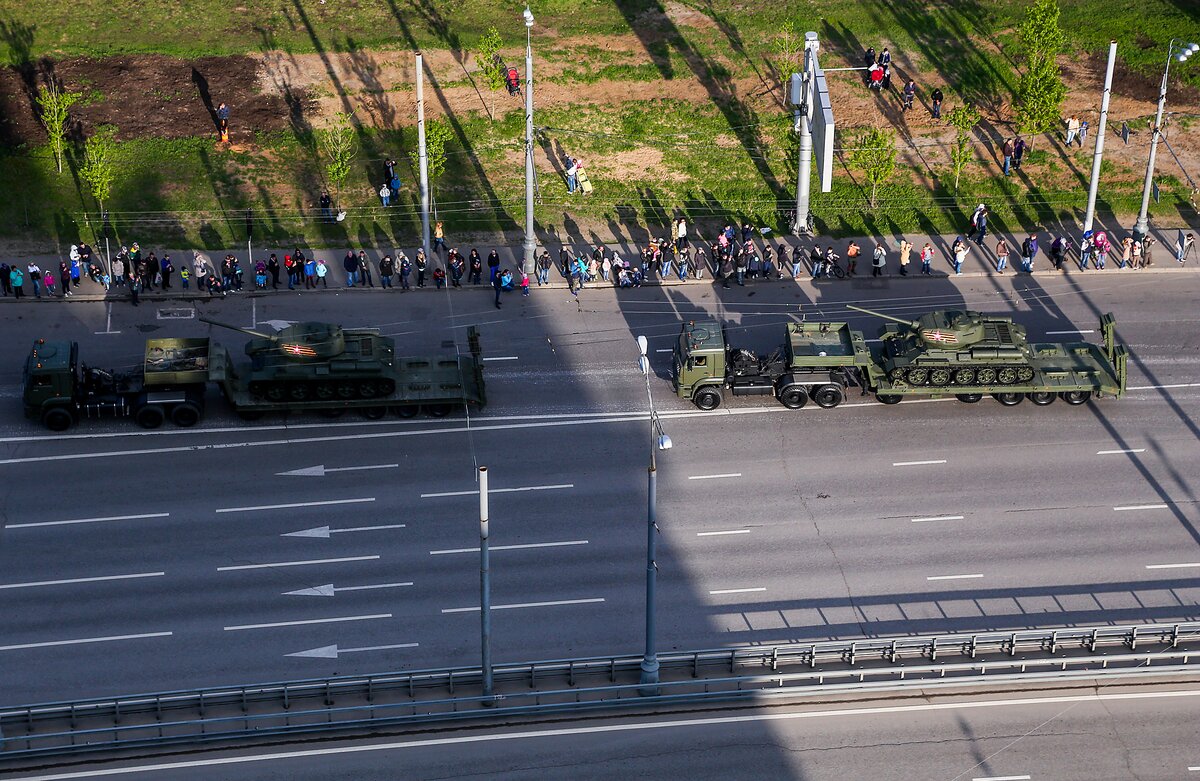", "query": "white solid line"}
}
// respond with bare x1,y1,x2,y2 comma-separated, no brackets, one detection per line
431,540,588,555
216,498,375,513
343,643,419,653
688,473,742,480
442,598,604,613
1097,449,1146,455
335,524,406,534
14,690,1200,780
911,515,964,523
927,573,984,581
1045,329,1094,335
1127,382,1200,391
328,464,399,473
1146,563,1200,570
654,348,674,352
892,459,947,467
0,631,173,652
696,529,751,537
5,512,169,529
421,483,573,498
1188,766,1200,771
973,776,1032,781
337,582,413,592
0,572,164,590
1113,504,1169,511
224,614,392,631
217,556,380,572
482,356,519,361
709,587,767,595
